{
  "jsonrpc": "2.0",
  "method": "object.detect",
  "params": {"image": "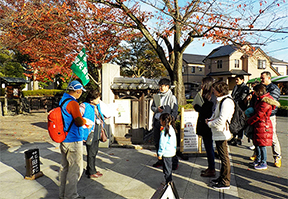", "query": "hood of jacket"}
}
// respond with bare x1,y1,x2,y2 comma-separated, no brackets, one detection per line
259,93,280,109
